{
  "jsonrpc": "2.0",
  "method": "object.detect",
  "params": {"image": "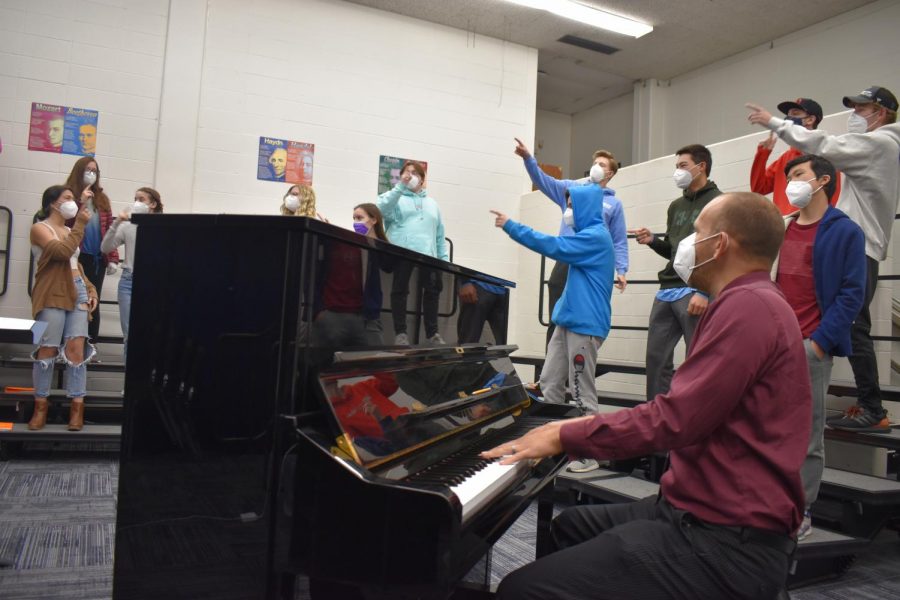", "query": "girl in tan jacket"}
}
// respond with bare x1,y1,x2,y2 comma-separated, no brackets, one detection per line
29,185,99,431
